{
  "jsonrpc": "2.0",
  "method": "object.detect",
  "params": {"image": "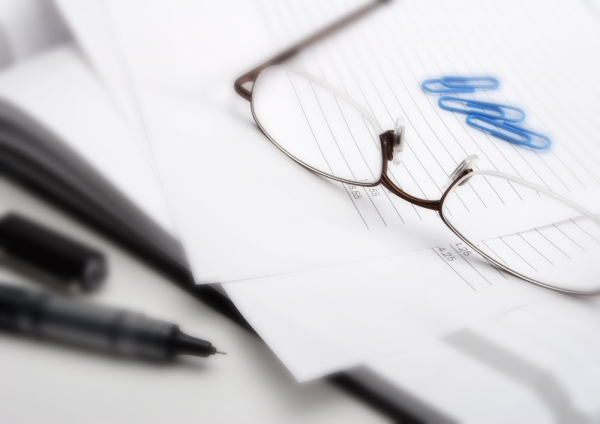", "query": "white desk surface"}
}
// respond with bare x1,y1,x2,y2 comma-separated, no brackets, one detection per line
0,178,390,424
